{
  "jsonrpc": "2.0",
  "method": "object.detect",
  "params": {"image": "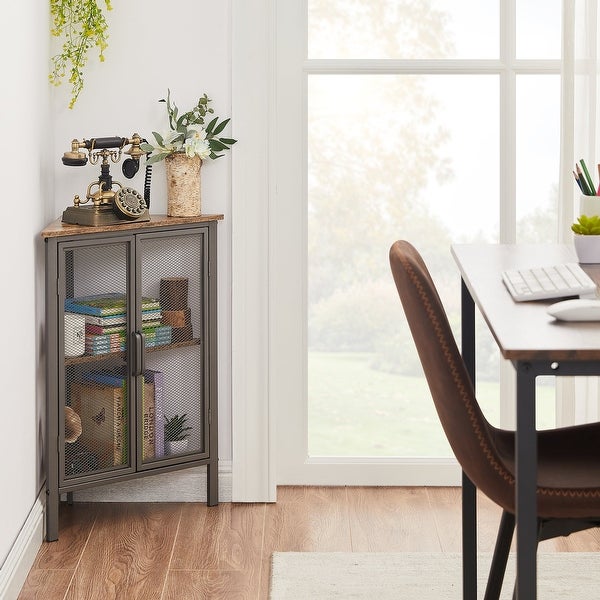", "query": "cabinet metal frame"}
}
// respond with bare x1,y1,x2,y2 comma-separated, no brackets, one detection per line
43,216,221,541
